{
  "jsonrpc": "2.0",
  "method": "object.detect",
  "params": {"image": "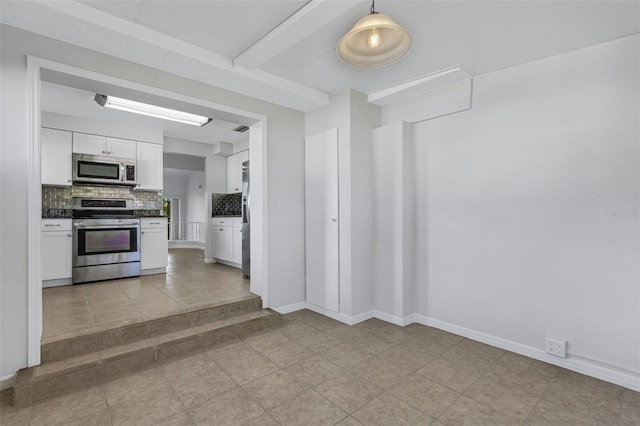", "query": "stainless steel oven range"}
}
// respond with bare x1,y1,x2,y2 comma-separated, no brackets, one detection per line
72,198,140,284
